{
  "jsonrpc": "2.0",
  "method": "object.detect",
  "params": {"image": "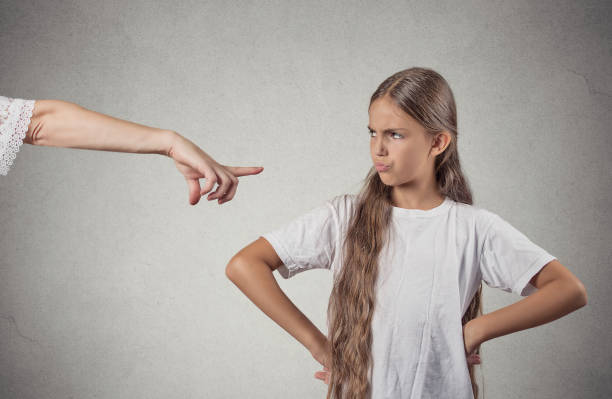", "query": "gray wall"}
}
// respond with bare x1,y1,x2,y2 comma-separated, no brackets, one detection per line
1,0,609,398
